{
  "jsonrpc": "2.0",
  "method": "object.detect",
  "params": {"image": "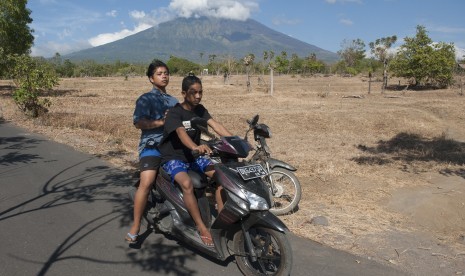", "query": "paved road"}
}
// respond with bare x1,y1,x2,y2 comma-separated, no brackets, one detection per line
0,121,407,276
